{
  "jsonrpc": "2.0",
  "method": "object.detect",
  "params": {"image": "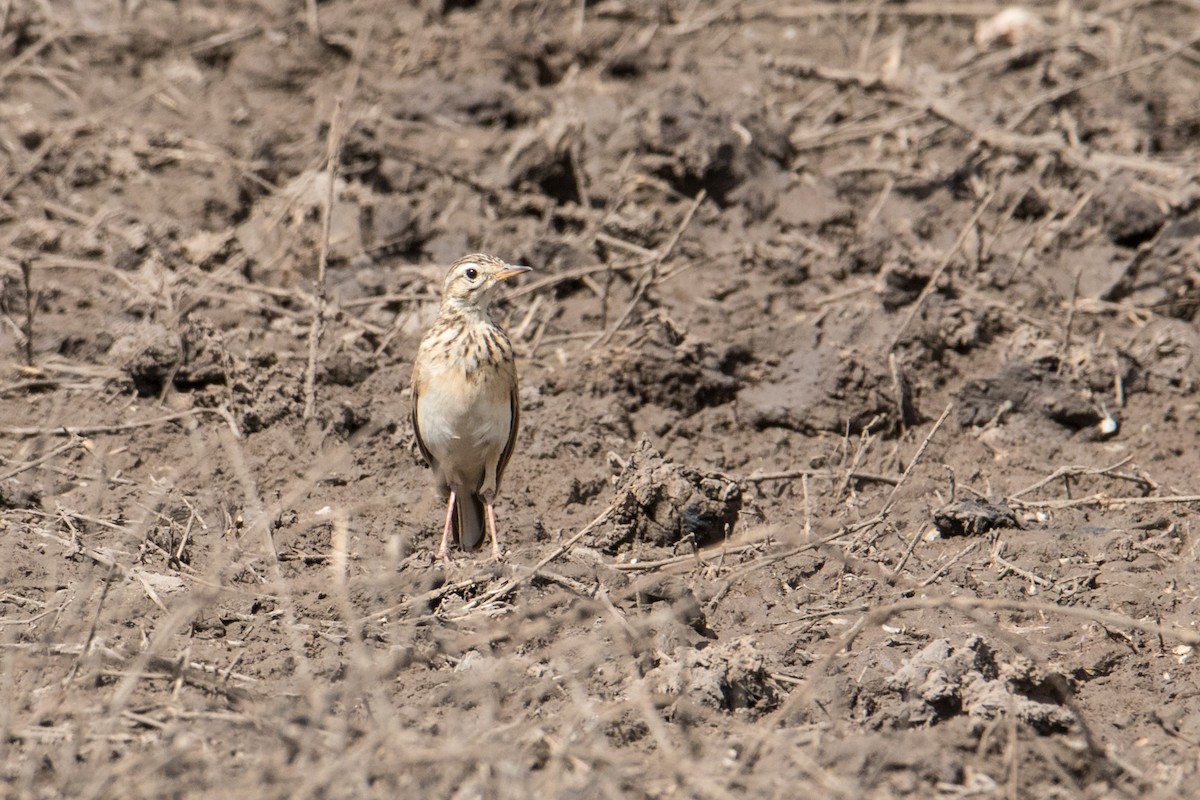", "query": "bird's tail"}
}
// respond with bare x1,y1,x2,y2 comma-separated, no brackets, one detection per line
453,492,486,550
